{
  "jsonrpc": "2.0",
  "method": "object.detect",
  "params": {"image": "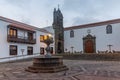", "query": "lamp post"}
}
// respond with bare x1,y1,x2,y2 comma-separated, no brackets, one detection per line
21,49,25,60
107,44,113,53
71,46,74,53
43,34,53,58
